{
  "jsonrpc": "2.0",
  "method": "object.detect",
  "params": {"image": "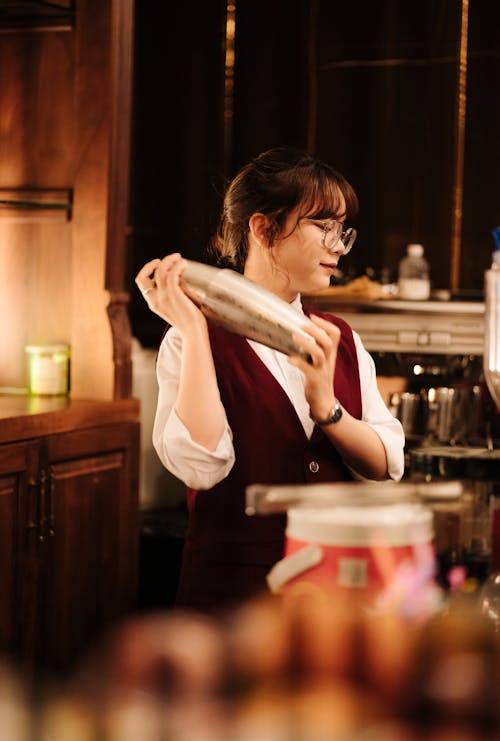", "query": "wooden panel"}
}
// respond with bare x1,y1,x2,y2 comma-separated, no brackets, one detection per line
0,29,74,186
105,0,135,399
0,26,75,390
0,221,73,388
71,0,114,399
